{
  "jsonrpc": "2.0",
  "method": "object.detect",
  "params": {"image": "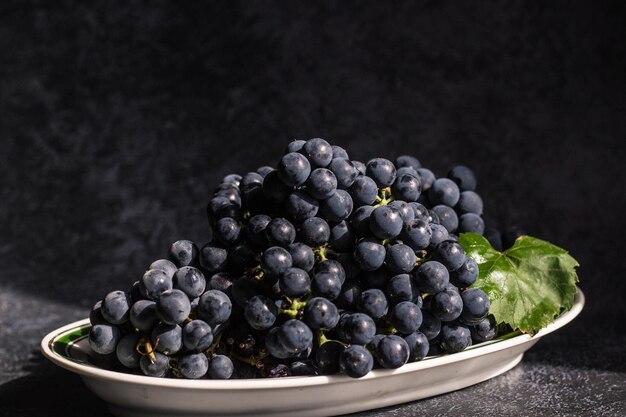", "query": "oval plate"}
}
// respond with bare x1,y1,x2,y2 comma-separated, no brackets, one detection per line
41,288,584,417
